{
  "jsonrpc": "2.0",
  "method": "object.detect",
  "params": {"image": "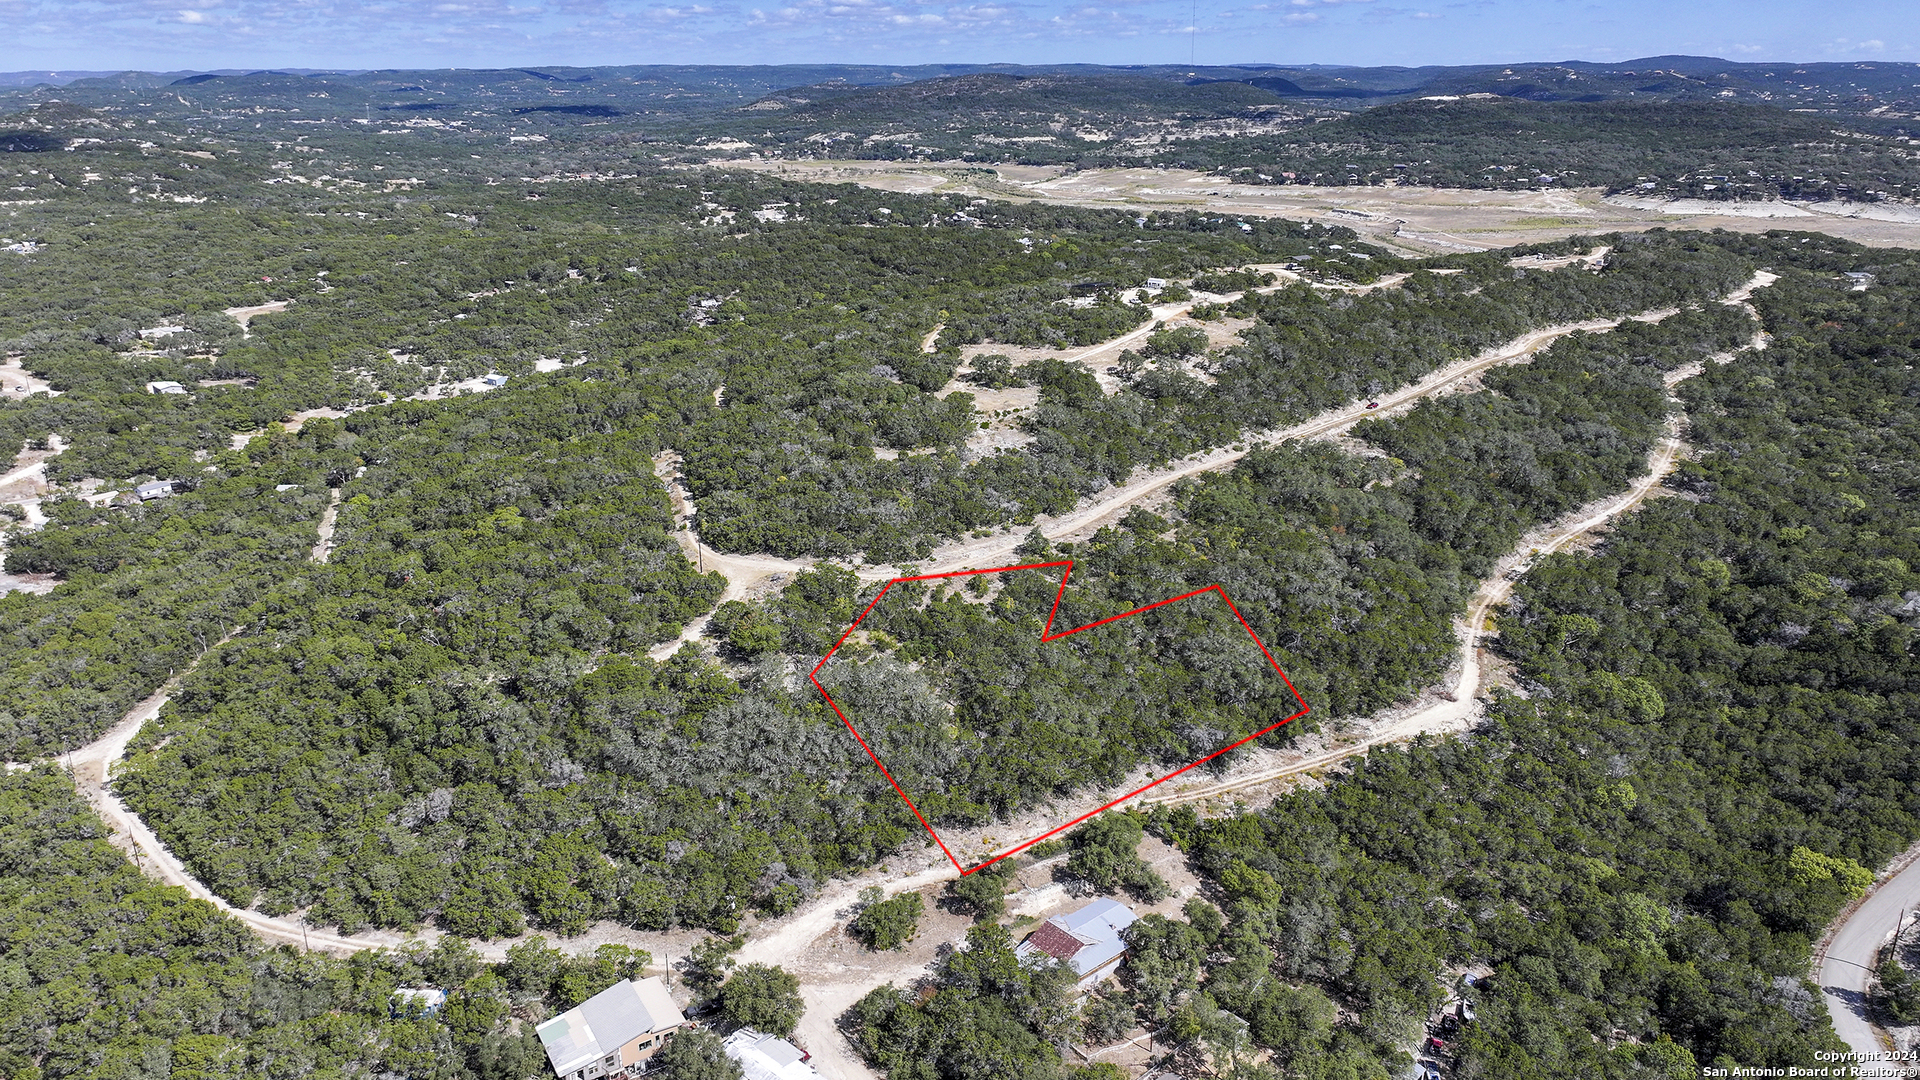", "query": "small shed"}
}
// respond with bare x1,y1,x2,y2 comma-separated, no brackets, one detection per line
134,481,176,501
481,373,509,387
392,987,447,1015
146,381,188,395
